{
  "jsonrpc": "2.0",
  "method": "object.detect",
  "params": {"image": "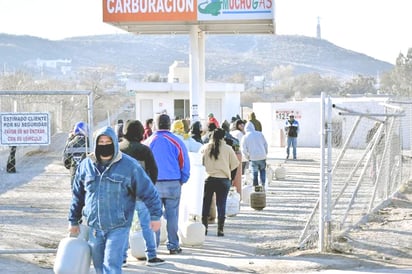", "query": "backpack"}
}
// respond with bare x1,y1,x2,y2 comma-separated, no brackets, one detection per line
63,135,88,170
